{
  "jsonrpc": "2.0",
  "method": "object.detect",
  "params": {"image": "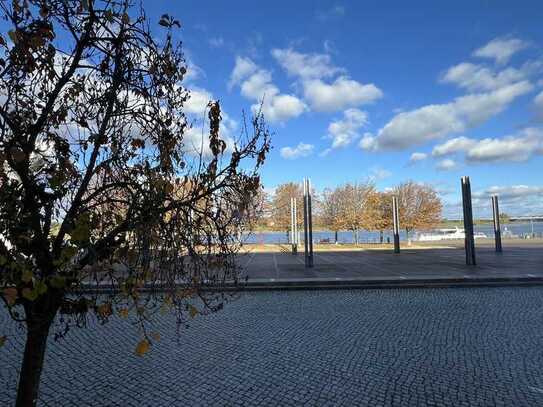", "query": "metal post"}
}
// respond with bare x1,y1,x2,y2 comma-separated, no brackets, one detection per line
307,178,314,267
392,196,400,253
303,178,309,267
461,176,476,265
293,198,298,254
491,195,502,253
